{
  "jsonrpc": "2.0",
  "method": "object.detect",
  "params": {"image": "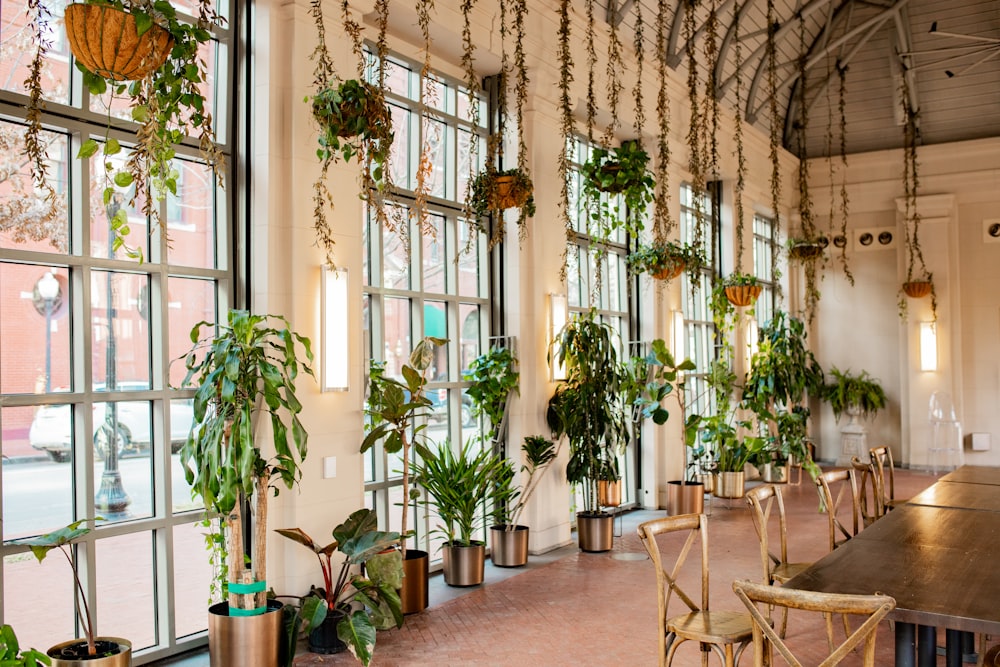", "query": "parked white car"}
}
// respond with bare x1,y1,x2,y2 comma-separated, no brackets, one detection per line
29,384,194,463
